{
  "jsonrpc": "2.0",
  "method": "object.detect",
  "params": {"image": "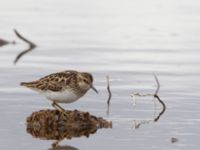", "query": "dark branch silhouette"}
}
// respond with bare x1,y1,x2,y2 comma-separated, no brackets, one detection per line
154,73,160,95
154,95,166,122
13,29,36,64
153,74,166,122
106,75,112,115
